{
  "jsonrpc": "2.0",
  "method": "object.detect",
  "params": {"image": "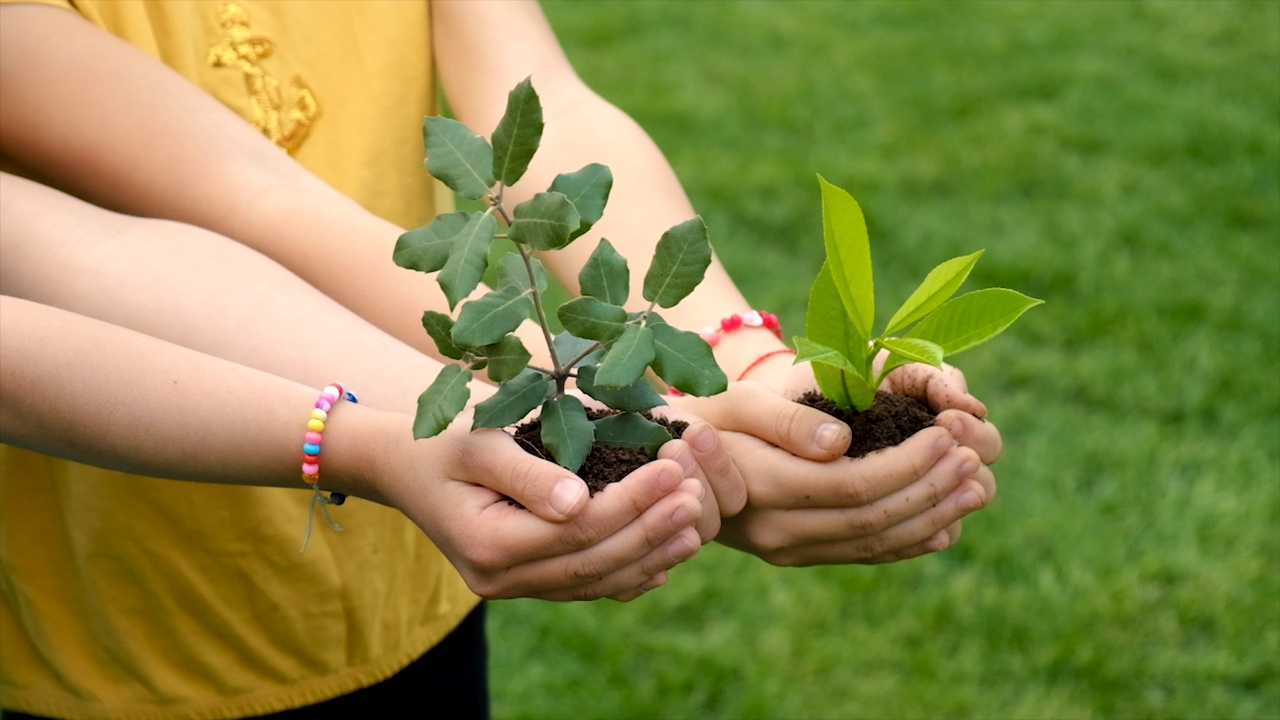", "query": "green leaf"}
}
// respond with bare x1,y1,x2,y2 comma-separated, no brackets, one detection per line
595,324,655,388
481,334,532,382
421,310,467,360
818,176,875,341
495,252,547,293
548,163,613,239
554,332,602,370
413,365,471,439
805,260,869,363
576,365,666,413
578,238,629,306
649,320,727,396
642,217,712,308
490,77,543,186
423,116,494,200
557,296,628,342
509,192,581,251
451,285,534,347
393,212,469,274
592,413,672,454
471,369,551,430
884,251,983,335
793,337,861,372
880,337,945,368
540,395,594,472
905,288,1044,356
438,212,499,309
